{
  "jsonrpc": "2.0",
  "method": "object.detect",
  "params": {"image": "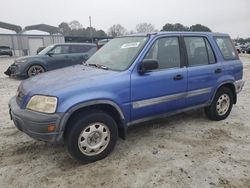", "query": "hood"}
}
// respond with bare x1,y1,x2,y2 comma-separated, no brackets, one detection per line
21,65,121,96
15,54,46,62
